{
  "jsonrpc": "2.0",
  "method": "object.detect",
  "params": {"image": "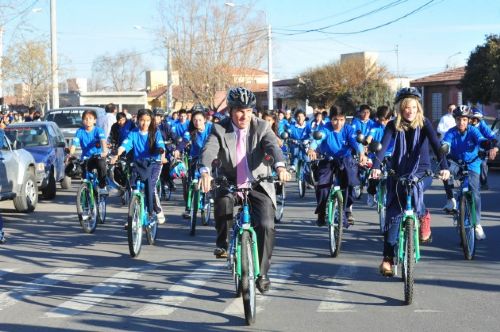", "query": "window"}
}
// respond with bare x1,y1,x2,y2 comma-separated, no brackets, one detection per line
431,93,442,121
457,91,463,106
